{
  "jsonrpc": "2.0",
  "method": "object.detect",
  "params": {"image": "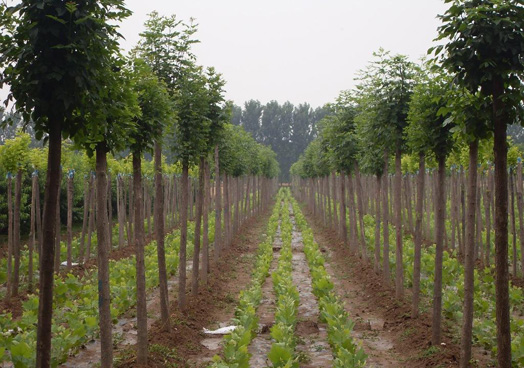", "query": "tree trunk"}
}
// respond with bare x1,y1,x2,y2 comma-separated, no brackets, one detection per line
214,145,222,261
192,158,205,296
374,174,382,274
517,160,524,277
347,172,359,254
332,172,338,231
510,171,517,276
54,167,62,273
383,155,391,283
80,176,90,261
493,78,511,368
412,153,425,318
394,149,404,298
29,172,37,292
154,141,170,332
96,146,113,368
339,172,348,245
133,154,148,364
355,165,368,263
108,171,113,250
431,155,446,345
460,139,479,367
202,160,210,283
6,175,13,300
36,121,62,368
85,175,95,264
179,163,189,311
66,171,73,270
13,170,22,297
224,174,231,249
